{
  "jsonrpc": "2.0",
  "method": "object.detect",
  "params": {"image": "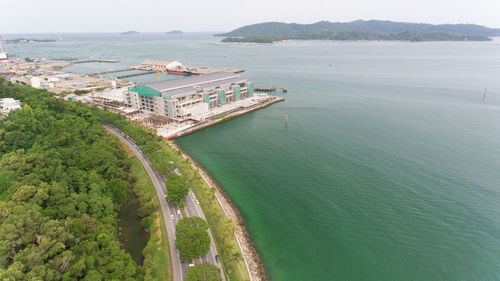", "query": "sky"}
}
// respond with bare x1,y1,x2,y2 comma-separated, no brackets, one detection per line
2,0,500,33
